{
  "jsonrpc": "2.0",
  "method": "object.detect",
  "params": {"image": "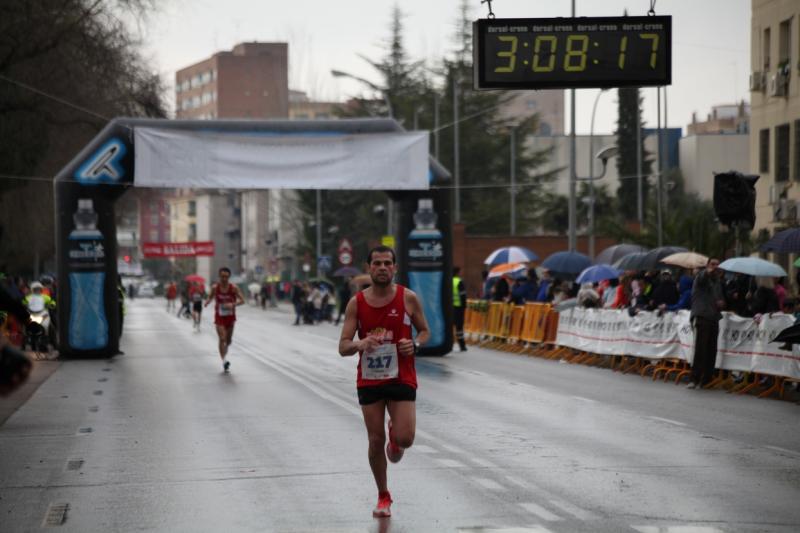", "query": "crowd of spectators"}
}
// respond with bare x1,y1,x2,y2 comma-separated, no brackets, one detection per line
479,264,795,319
